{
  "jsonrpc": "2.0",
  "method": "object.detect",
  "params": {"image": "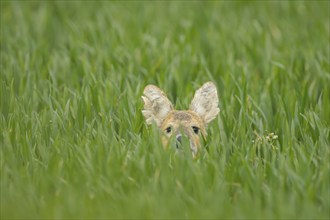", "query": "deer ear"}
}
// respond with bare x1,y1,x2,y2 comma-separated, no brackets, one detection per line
189,82,219,124
142,85,174,127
